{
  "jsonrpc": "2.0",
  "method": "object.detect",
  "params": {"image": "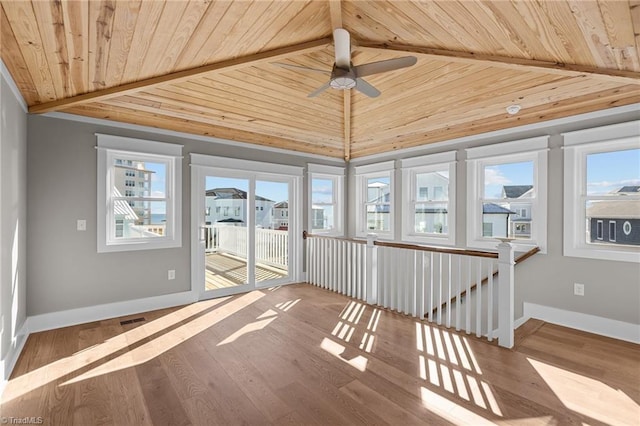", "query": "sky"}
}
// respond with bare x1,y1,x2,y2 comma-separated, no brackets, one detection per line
484,161,534,199
586,148,640,195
